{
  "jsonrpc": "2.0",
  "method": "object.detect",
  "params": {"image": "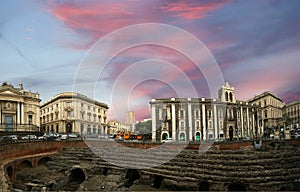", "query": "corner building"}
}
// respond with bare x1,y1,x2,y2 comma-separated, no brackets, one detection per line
0,82,41,131
150,82,262,142
40,92,108,134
